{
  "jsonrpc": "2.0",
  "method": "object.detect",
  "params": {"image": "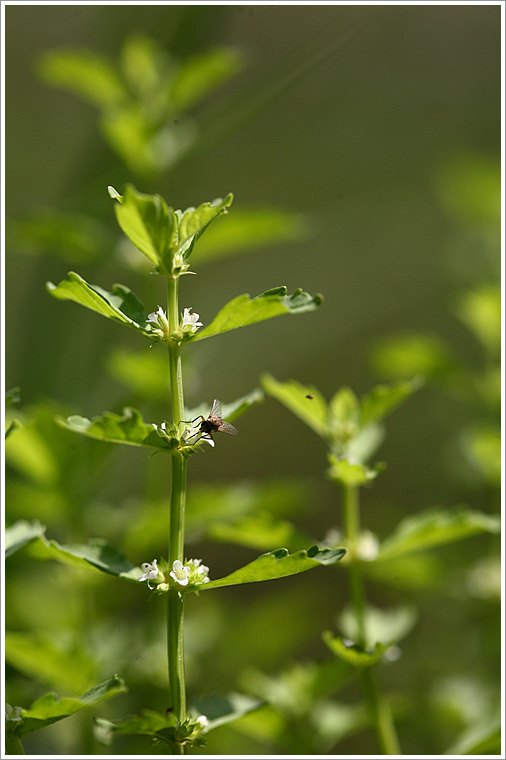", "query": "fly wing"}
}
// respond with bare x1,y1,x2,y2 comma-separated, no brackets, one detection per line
210,399,222,418
217,420,238,436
